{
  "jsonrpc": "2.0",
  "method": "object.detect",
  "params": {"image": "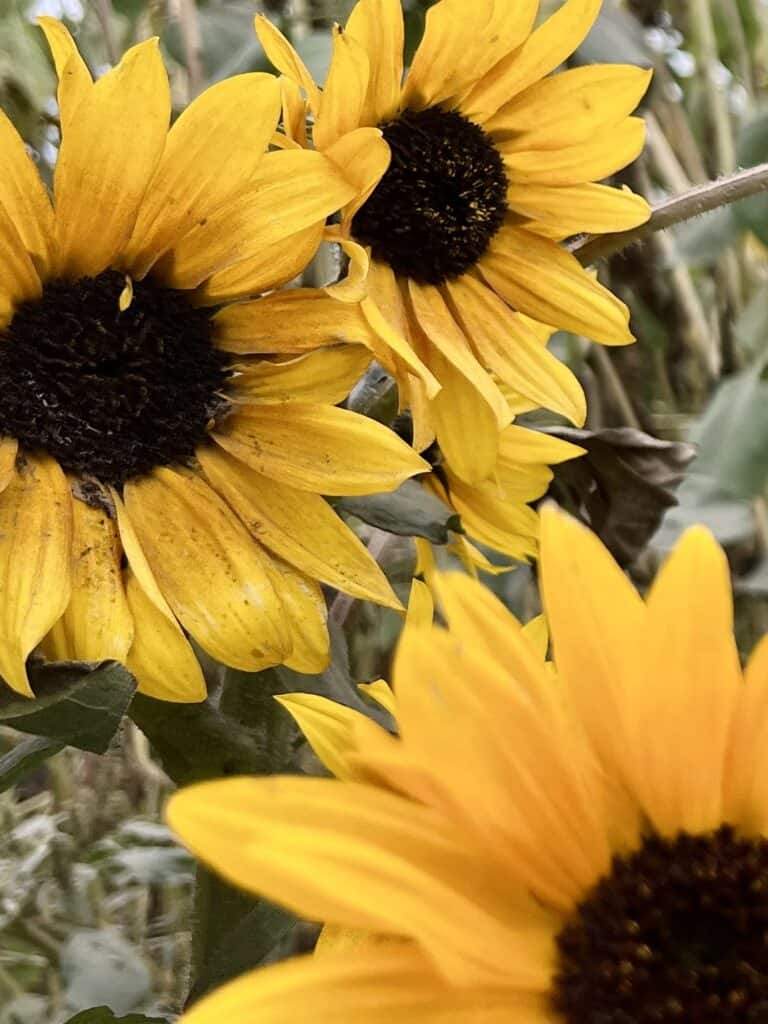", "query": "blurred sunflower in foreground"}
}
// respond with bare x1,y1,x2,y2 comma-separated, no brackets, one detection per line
0,22,429,701
169,507,768,1023
255,0,651,483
